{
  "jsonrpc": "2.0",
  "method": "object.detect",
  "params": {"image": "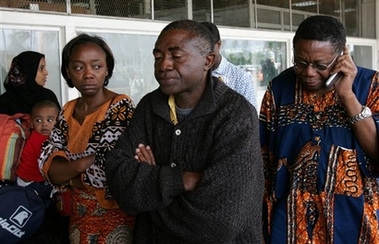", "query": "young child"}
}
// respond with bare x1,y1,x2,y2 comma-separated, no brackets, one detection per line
16,100,59,206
